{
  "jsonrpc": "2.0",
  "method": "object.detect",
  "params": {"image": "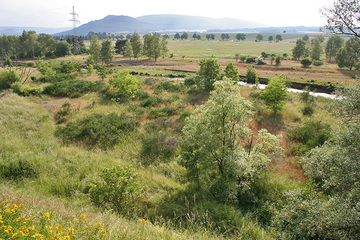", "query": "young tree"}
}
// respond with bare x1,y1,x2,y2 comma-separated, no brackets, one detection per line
54,41,71,57
115,39,127,54
310,37,323,60
236,33,246,41
260,74,289,115
89,35,101,63
335,37,359,70
181,78,283,202
131,32,142,59
160,37,169,60
292,39,307,60
100,39,114,64
325,35,344,62
224,62,240,81
37,33,57,57
123,40,133,59
195,58,222,91
256,34,264,42
268,36,274,41
108,70,139,99
276,34,283,42
245,65,258,84
143,33,162,61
